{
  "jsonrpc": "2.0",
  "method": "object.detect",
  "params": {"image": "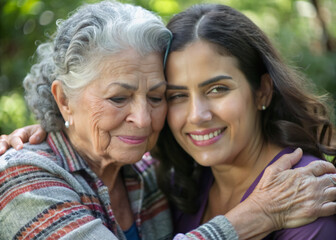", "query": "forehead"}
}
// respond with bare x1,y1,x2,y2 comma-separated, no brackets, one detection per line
166,41,240,84
96,49,165,86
